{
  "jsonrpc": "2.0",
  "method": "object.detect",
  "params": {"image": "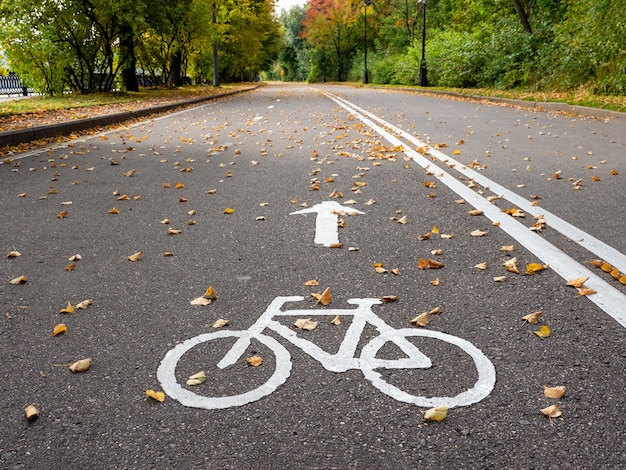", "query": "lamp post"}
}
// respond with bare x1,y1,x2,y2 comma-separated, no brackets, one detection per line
418,0,427,87
363,0,371,84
